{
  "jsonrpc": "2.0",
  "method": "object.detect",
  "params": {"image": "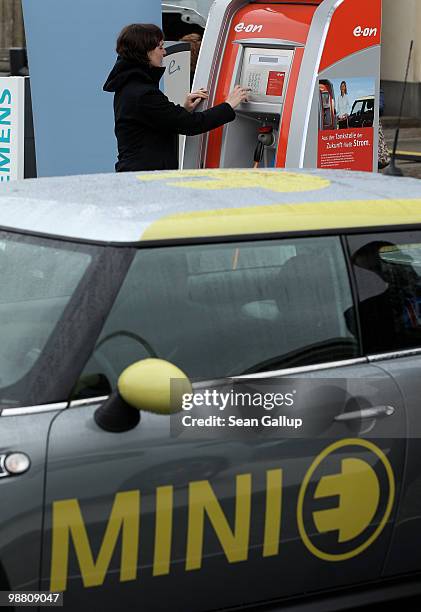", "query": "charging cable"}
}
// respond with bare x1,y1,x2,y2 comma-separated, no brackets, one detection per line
253,126,275,168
